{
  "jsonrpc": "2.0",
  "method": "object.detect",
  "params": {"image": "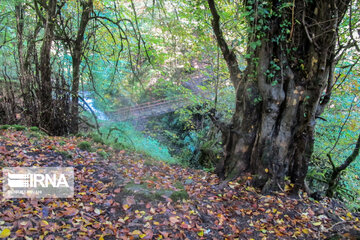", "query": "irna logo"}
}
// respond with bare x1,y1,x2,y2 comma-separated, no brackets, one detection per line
7,173,69,188
3,167,74,199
